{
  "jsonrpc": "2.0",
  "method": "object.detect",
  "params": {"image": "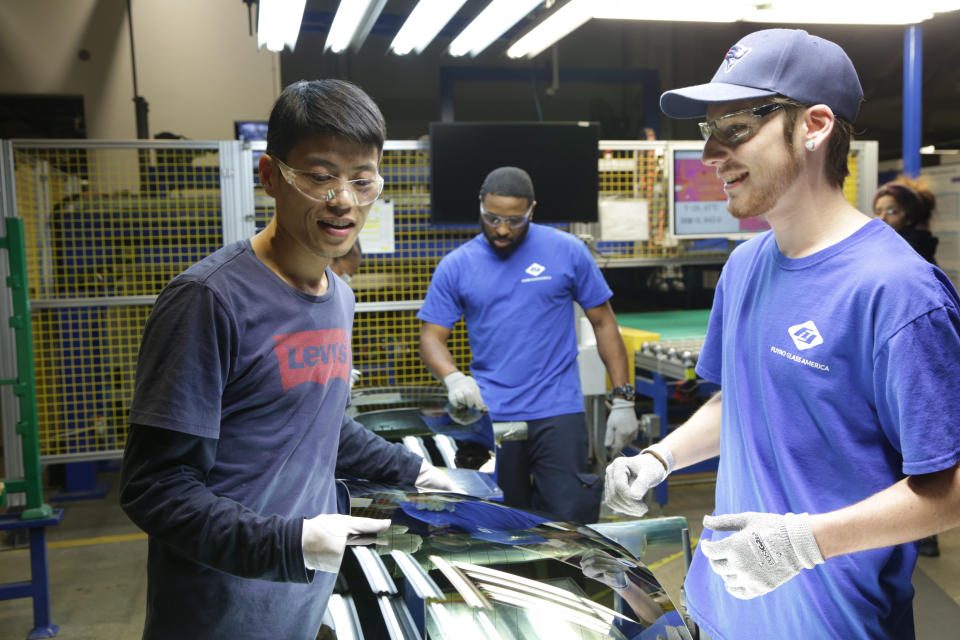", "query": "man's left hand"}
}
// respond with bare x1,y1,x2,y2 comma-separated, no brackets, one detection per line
605,398,639,452
415,460,460,493
700,511,824,599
